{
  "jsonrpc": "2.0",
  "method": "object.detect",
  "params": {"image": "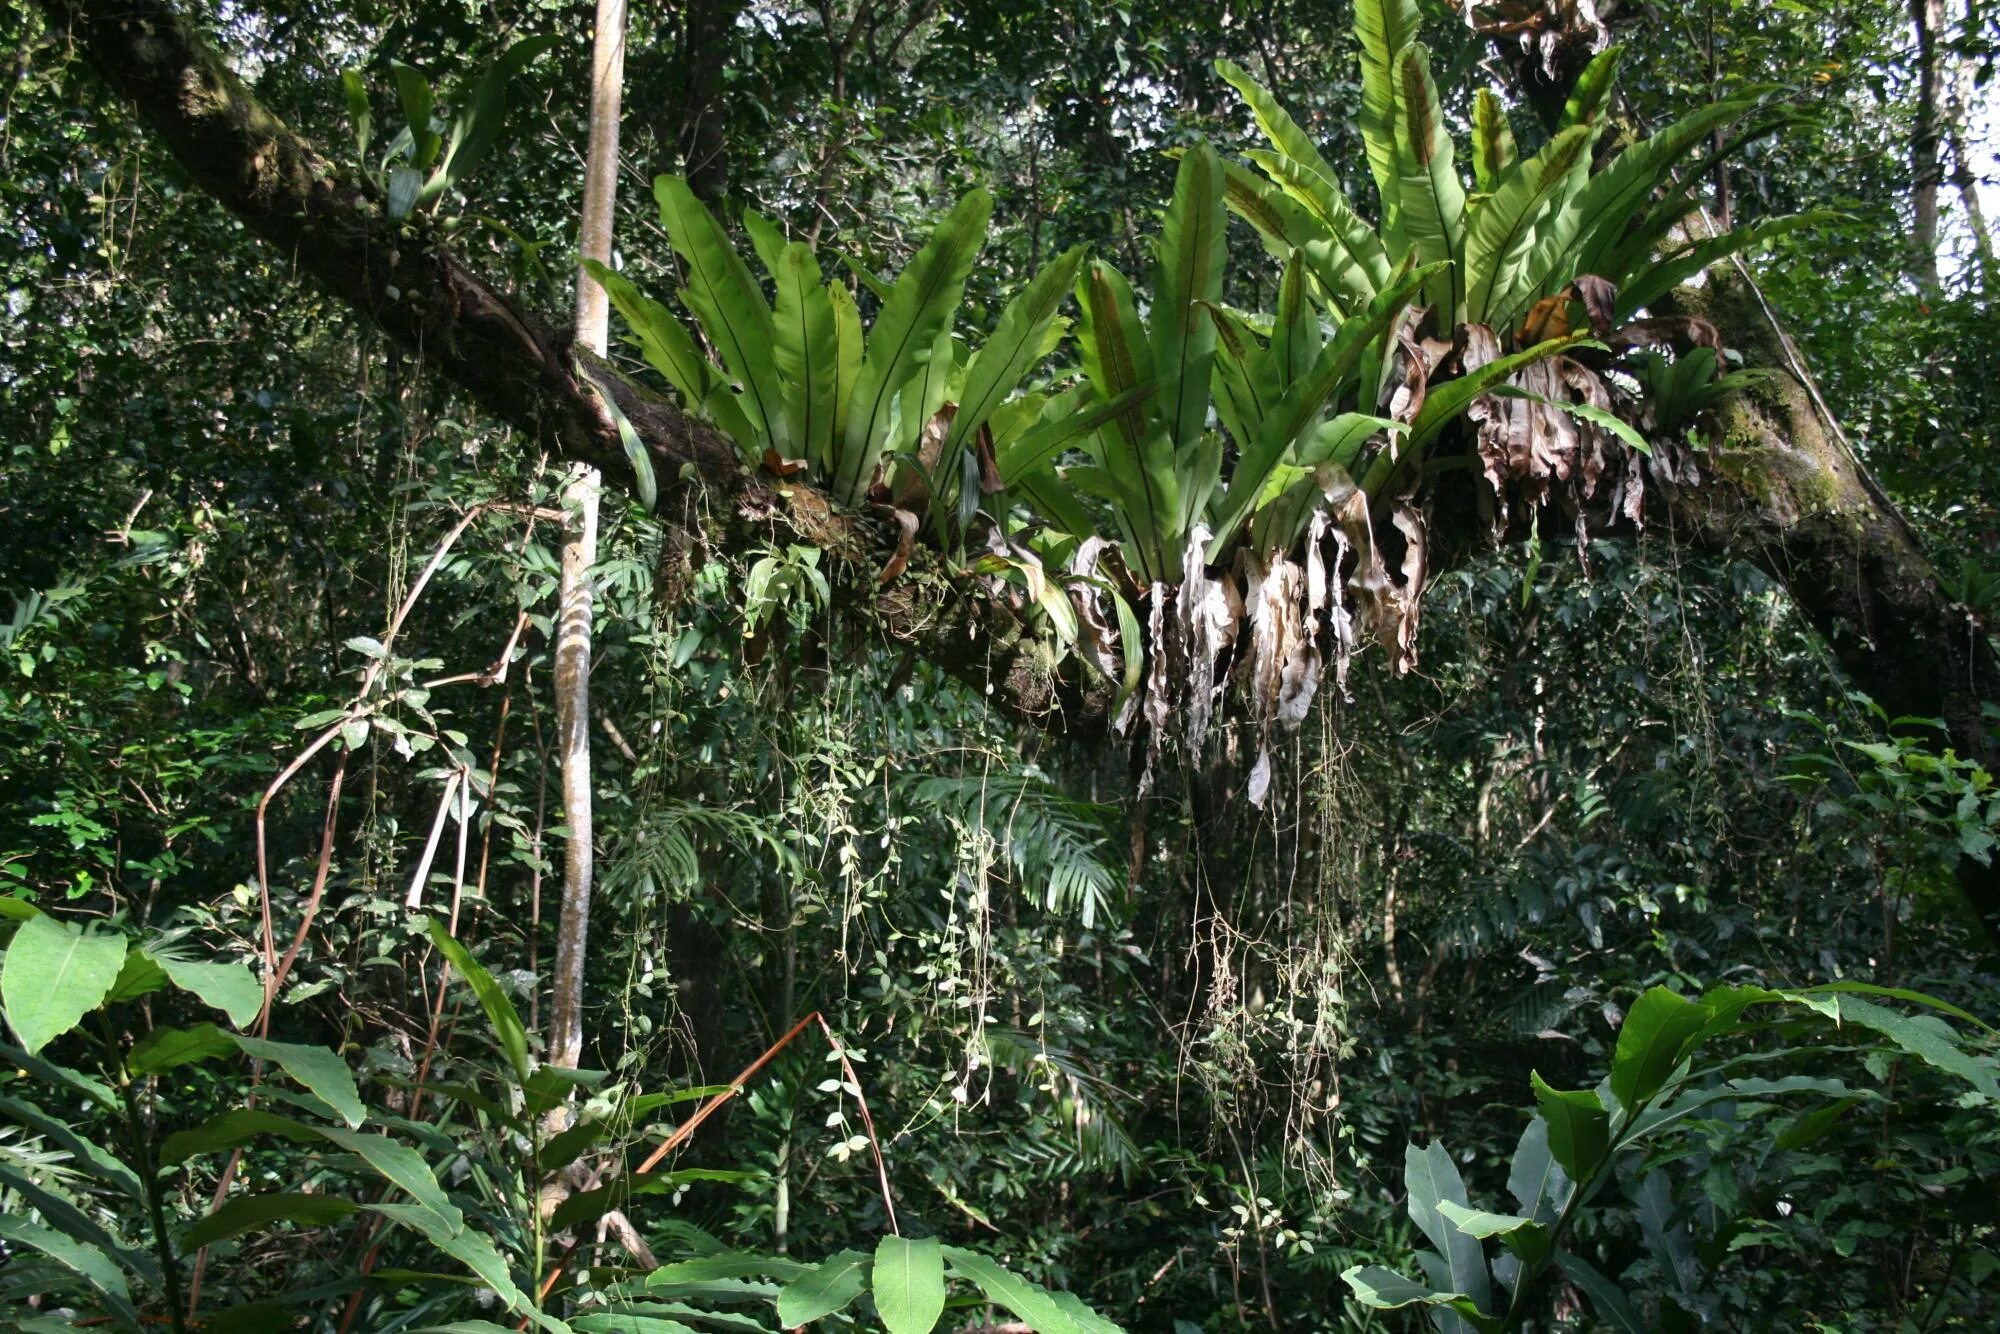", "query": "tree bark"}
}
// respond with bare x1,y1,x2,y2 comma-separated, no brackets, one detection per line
1910,0,1947,289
